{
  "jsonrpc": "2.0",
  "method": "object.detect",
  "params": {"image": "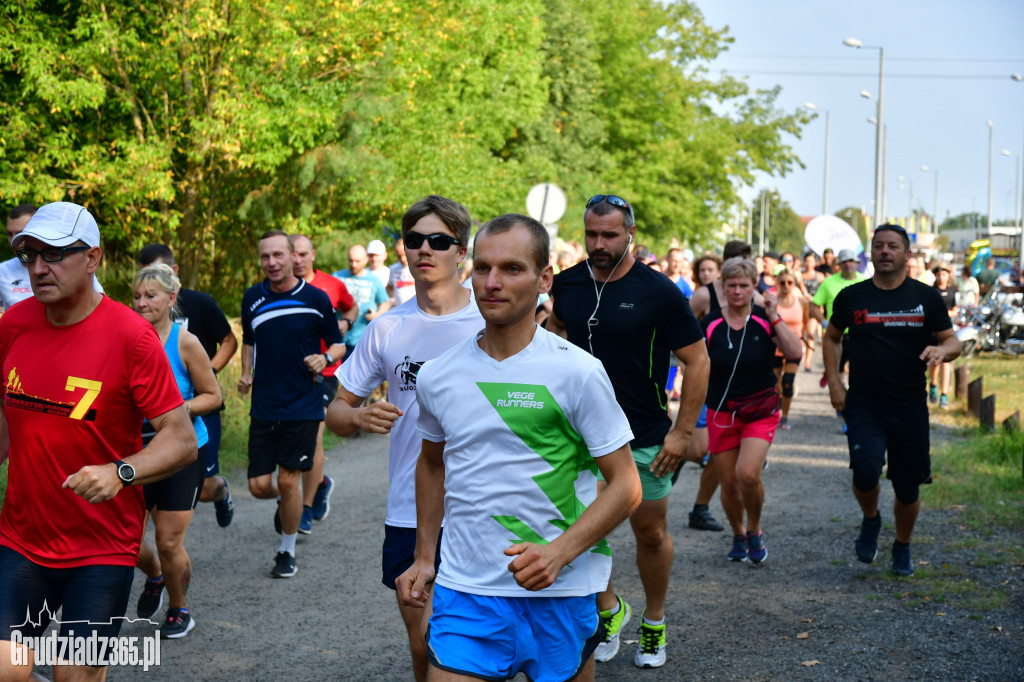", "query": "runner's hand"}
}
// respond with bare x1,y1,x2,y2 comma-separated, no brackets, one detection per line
827,382,847,413
651,429,689,477
303,353,328,374
919,345,946,367
237,373,253,395
396,559,435,608
763,291,779,318
505,543,566,591
63,463,122,503
356,401,403,434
